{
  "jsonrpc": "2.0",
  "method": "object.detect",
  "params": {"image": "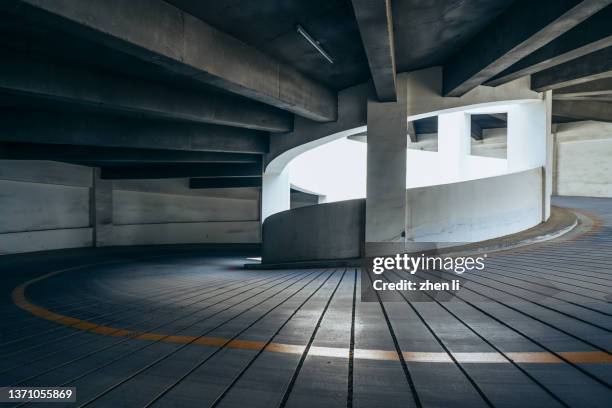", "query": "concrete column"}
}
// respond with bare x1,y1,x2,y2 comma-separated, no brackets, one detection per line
261,167,290,222
438,111,471,184
544,90,554,220
92,168,113,246
506,100,549,221
365,99,407,255
507,101,547,172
